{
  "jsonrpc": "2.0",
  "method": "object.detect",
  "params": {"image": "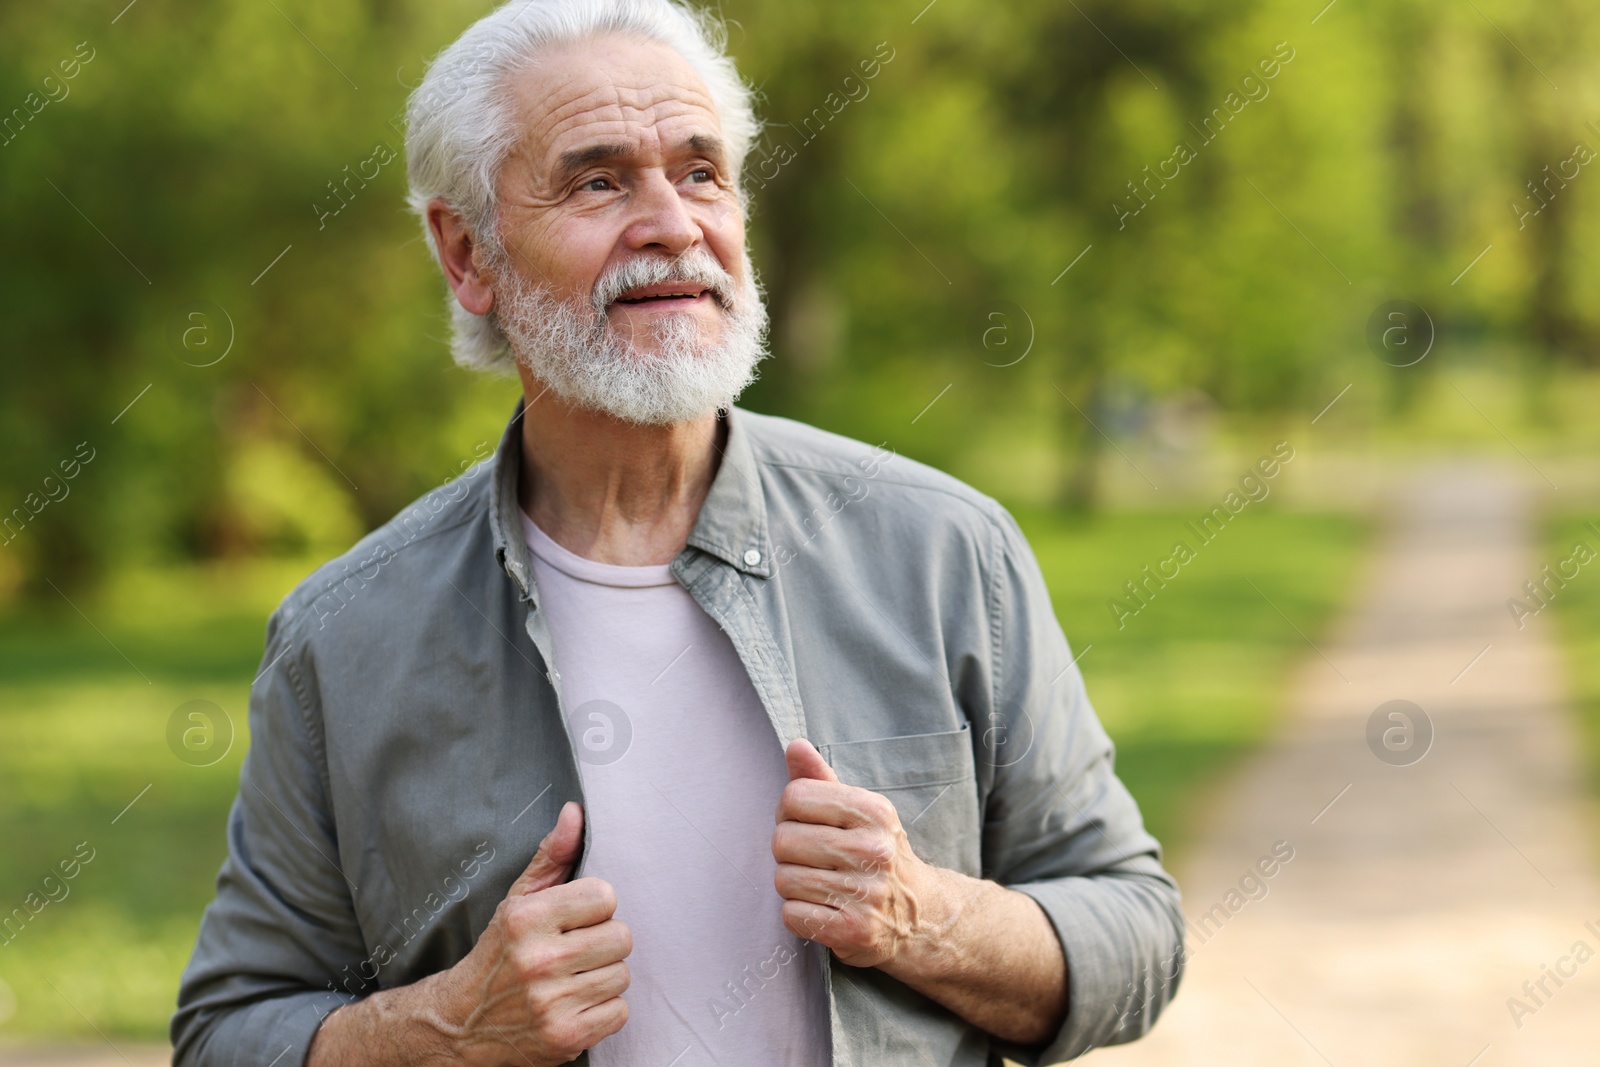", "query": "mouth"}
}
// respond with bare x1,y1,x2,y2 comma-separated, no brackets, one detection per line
612,282,712,309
